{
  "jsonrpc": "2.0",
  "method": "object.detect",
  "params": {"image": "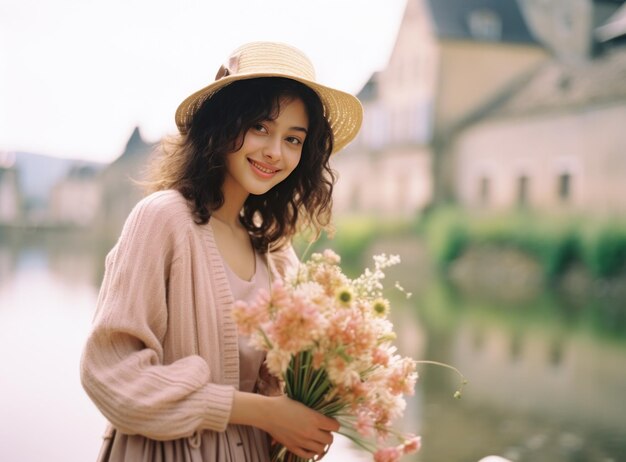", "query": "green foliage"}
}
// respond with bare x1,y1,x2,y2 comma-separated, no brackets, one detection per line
580,223,626,278
421,207,469,271
295,209,626,281
293,215,413,272
422,208,626,280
